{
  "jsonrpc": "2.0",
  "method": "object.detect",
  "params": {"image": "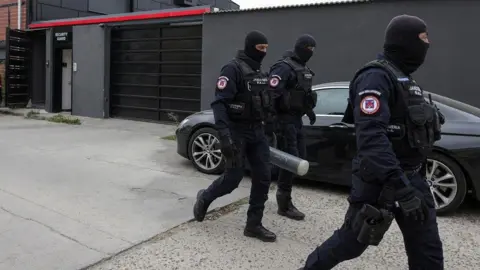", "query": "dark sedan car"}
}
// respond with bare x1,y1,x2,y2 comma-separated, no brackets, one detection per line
176,82,480,215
